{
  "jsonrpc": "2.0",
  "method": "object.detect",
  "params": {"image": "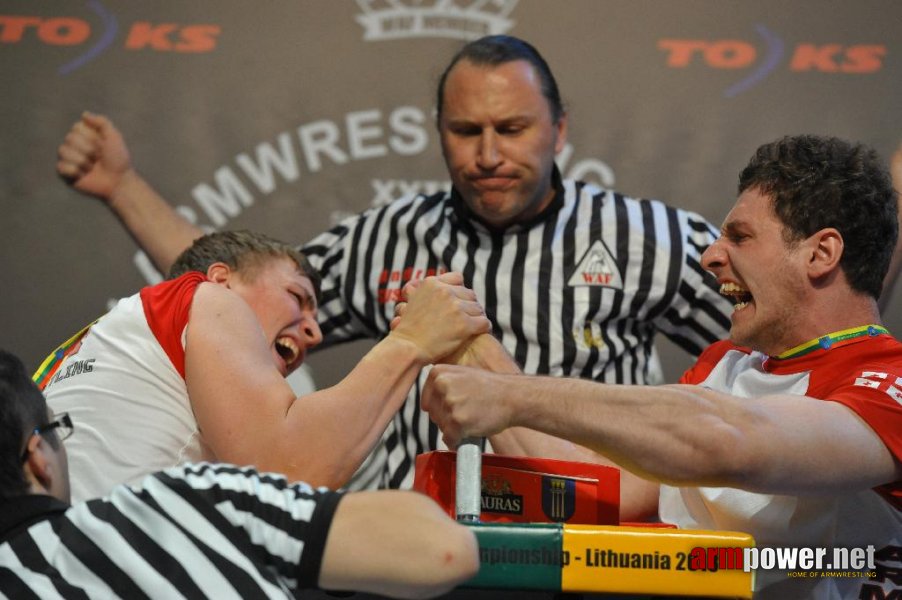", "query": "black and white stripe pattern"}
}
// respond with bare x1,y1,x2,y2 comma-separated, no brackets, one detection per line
303,177,732,491
0,463,341,598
